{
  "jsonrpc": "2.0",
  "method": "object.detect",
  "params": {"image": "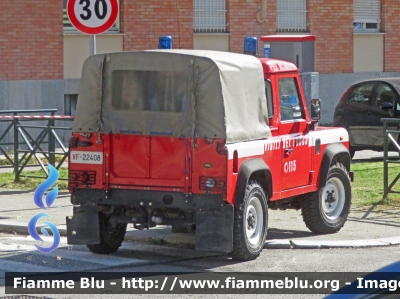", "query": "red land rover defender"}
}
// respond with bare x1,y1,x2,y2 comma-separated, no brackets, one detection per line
67,50,353,261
